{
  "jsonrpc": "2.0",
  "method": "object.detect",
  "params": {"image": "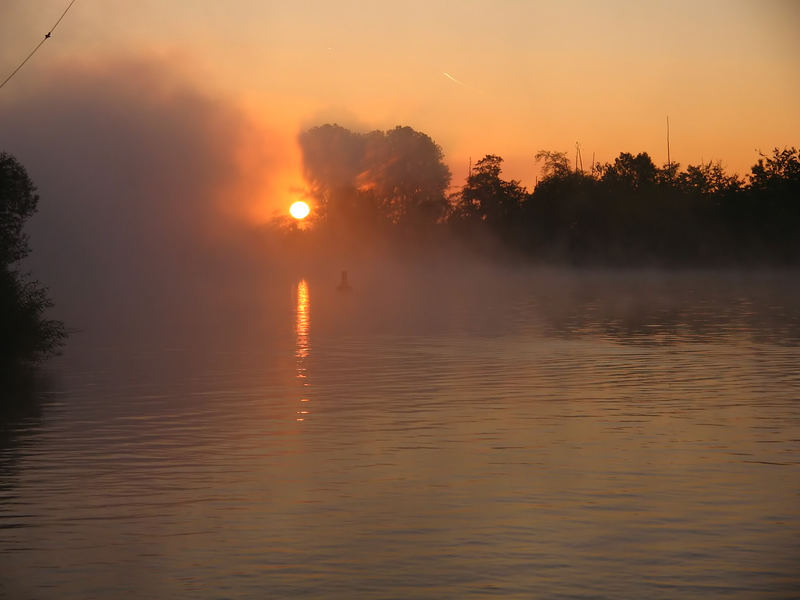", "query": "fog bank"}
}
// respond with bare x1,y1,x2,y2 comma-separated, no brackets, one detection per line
0,57,294,342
